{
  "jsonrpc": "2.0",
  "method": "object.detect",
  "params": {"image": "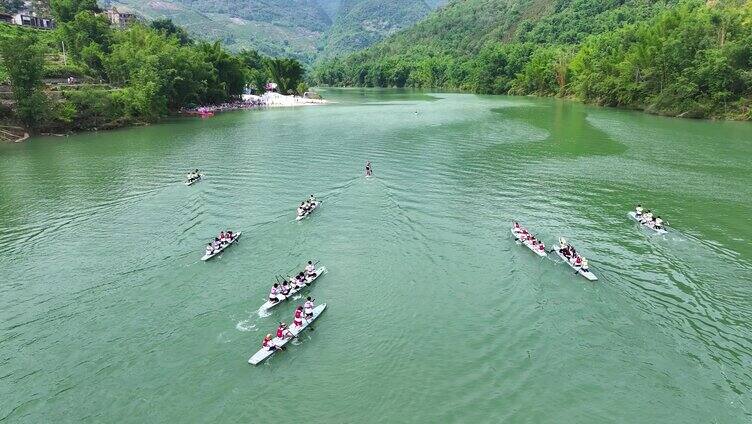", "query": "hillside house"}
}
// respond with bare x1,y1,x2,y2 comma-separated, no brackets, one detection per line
12,13,55,29
104,7,138,28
